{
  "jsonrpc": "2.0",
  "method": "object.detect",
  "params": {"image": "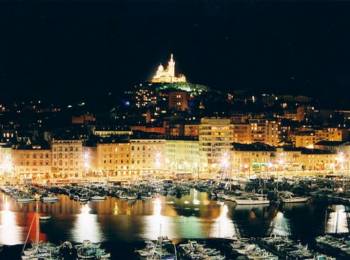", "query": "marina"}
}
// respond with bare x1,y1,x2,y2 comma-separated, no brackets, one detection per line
0,180,350,259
